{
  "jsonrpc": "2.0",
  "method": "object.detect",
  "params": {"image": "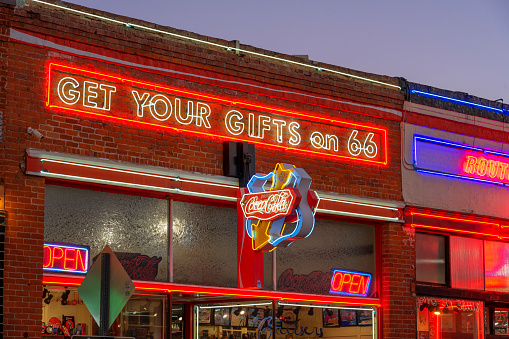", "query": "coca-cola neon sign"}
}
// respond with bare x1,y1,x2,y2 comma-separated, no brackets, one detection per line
242,163,319,251
241,189,300,221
